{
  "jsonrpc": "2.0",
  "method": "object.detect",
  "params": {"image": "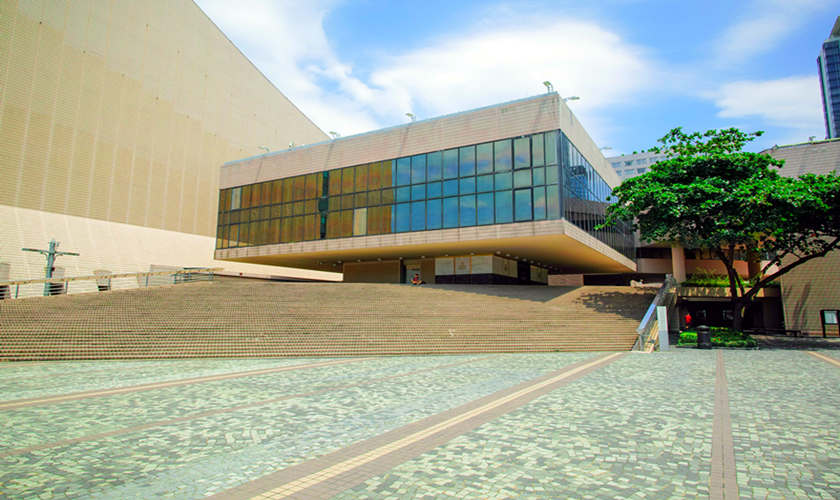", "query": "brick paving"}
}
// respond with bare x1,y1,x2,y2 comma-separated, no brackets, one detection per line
0,350,838,499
